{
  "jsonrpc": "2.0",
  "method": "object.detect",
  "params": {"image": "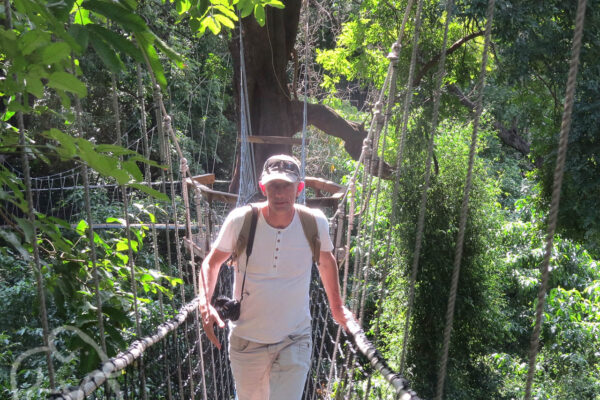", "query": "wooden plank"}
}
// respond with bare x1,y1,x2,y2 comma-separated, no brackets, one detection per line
305,176,344,195
197,184,238,204
246,136,309,146
185,173,216,187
